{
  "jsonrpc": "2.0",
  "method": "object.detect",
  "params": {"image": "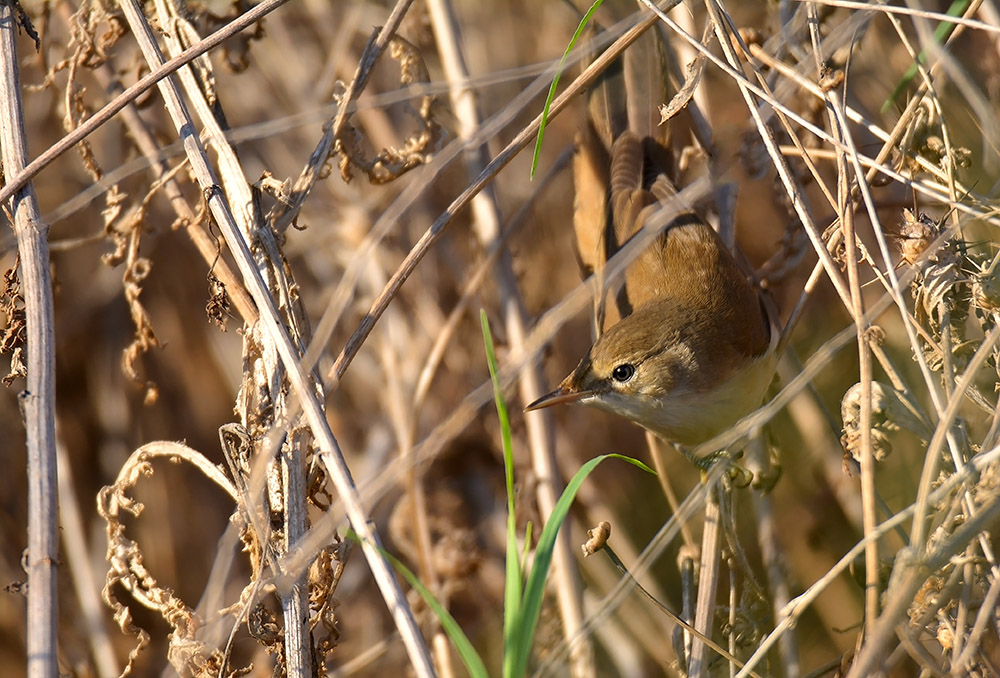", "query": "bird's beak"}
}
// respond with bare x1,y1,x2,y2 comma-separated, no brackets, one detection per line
524,384,594,412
